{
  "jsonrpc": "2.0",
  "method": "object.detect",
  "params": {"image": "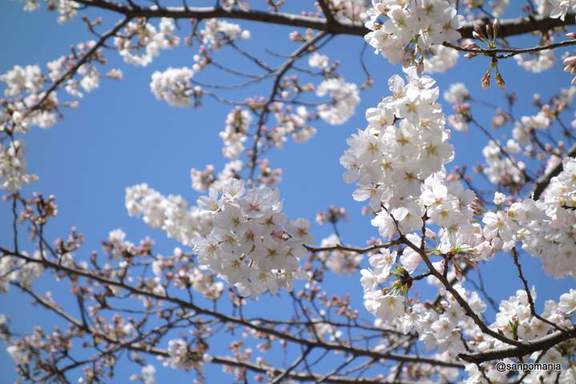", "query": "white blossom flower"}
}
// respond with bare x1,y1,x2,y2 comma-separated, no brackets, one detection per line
364,0,462,65
126,179,312,297
317,78,360,125
200,19,250,50
150,67,194,107
0,140,38,191
515,50,555,73
115,19,179,67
